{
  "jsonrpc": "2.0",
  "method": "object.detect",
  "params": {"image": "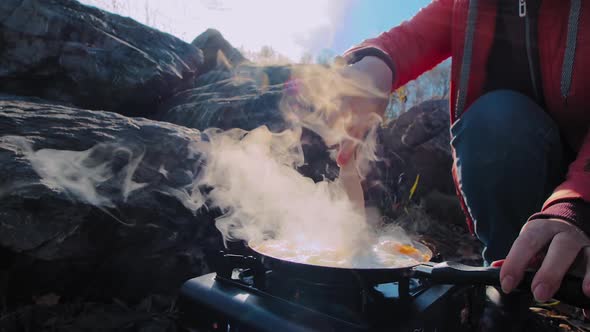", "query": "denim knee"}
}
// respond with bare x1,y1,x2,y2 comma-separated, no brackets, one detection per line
451,90,564,262
451,90,561,152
